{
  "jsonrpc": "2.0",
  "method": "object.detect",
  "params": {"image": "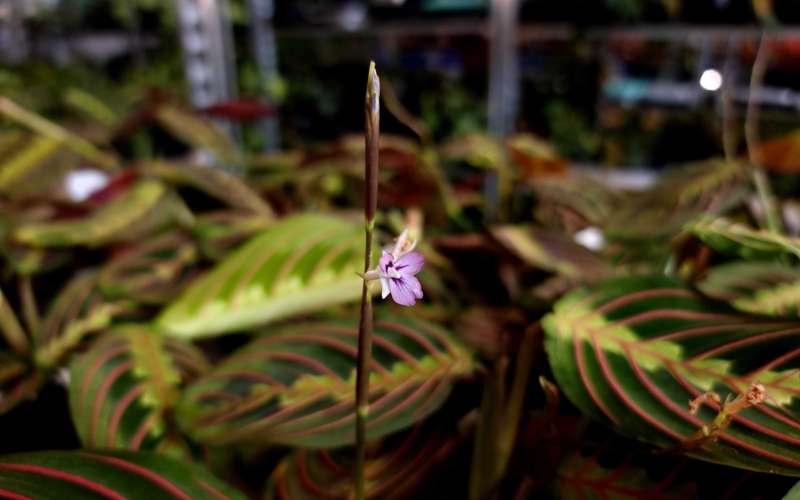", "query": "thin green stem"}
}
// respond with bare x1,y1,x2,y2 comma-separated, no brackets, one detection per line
745,34,782,235
355,61,379,500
